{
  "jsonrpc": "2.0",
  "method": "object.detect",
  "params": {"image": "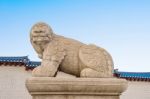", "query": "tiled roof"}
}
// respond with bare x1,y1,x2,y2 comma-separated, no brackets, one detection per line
0,56,40,68
115,71,150,79
0,56,29,63
26,61,41,67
